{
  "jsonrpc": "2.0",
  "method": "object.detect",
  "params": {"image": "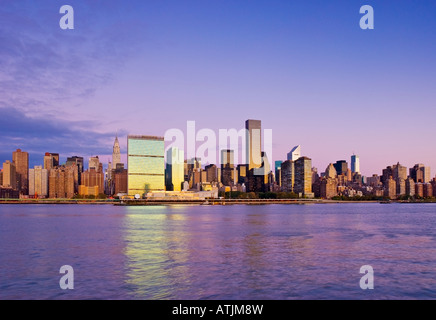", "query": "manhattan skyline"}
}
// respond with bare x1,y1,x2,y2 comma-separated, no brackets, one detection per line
1,0,436,176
